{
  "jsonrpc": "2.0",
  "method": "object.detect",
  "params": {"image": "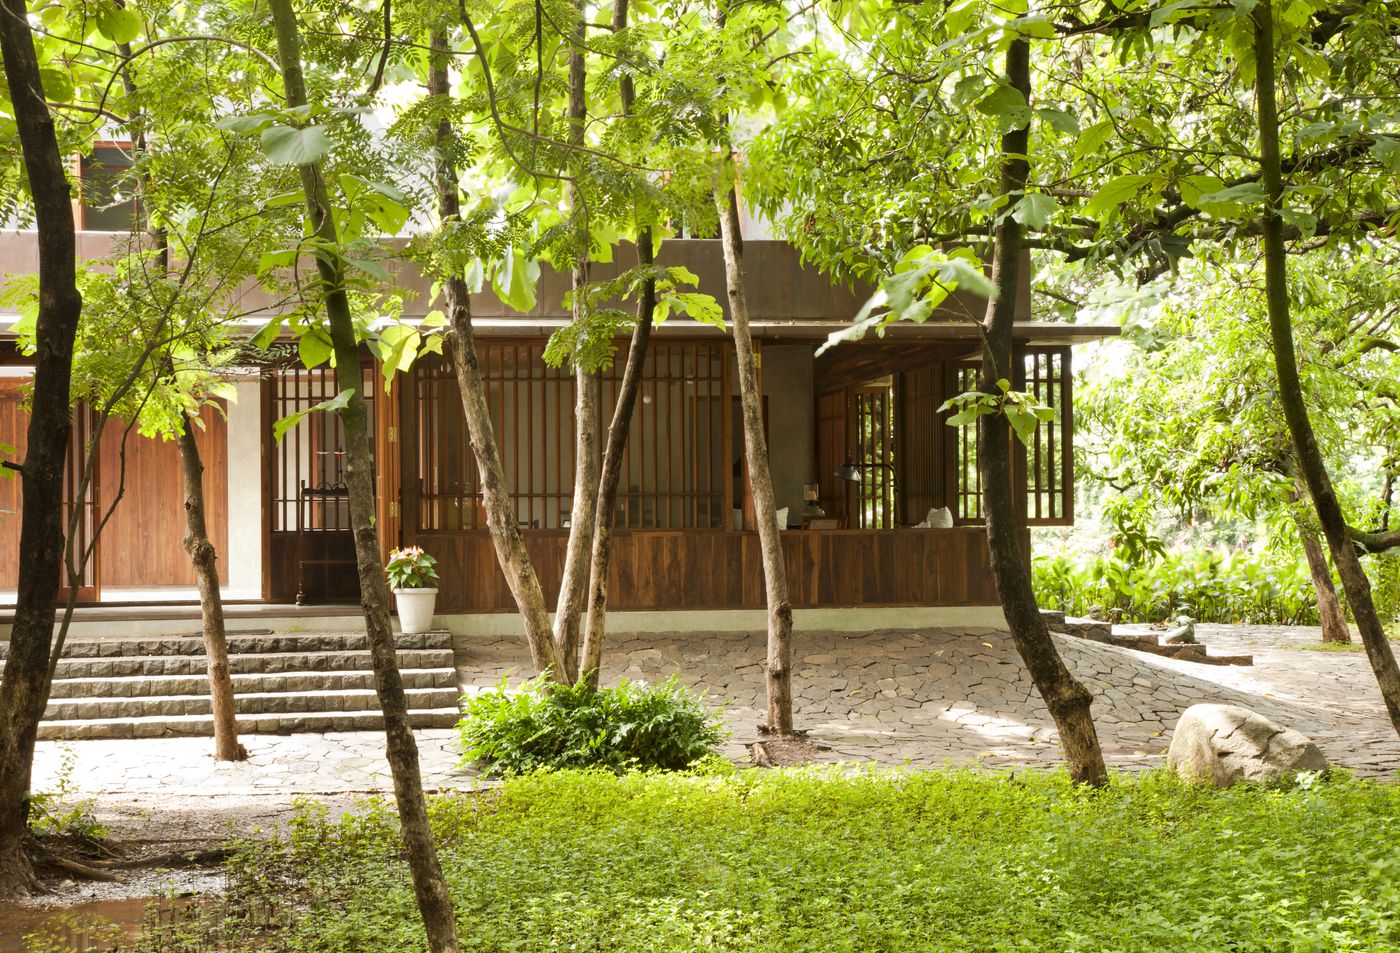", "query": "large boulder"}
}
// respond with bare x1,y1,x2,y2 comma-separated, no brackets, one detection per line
1167,703,1328,788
